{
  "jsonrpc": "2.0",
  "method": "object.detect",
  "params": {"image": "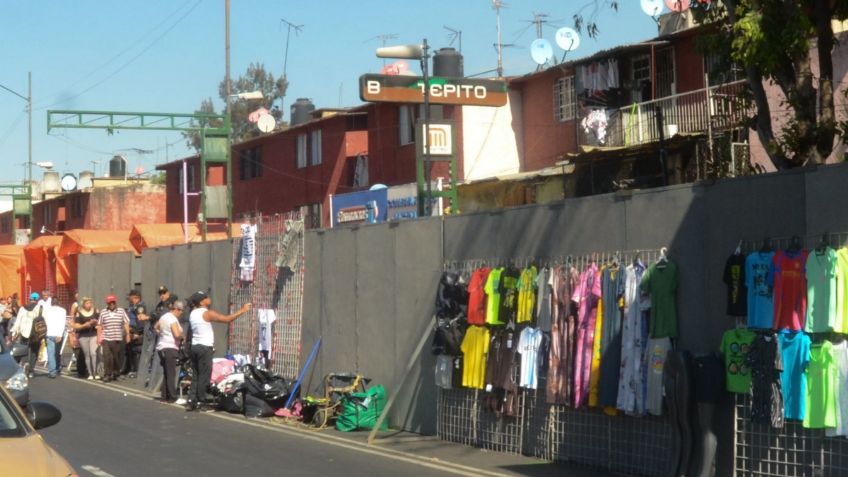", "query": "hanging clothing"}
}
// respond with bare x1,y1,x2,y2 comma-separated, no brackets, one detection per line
239,223,258,282
467,268,491,326
434,271,468,320
617,260,648,415
516,266,538,324
435,354,454,389
772,250,808,330
779,330,811,421
588,299,604,407
646,337,672,416
536,267,553,332
547,265,579,405
836,248,848,333
804,340,838,429
607,58,619,89
257,309,276,352
275,219,304,270
484,268,505,326
460,326,490,389
498,266,521,325
485,328,518,392
805,248,837,333
745,331,784,428
745,251,775,329
723,253,748,317
825,340,848,437
640,260,679,339
518,326,544,389
572,262,601,407
720,328,756,393
598,264,625,407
